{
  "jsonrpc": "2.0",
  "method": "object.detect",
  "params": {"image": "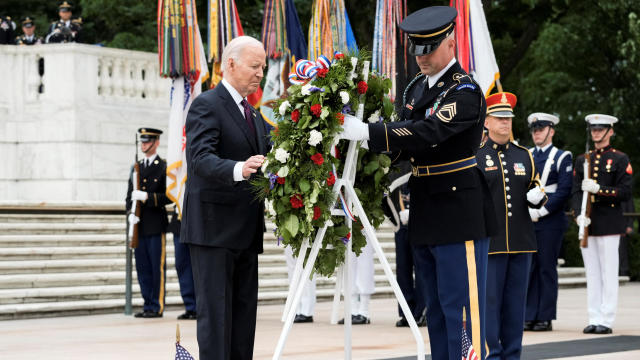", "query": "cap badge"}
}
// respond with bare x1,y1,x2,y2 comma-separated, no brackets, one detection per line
437,82,444,88
500,93,508,104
